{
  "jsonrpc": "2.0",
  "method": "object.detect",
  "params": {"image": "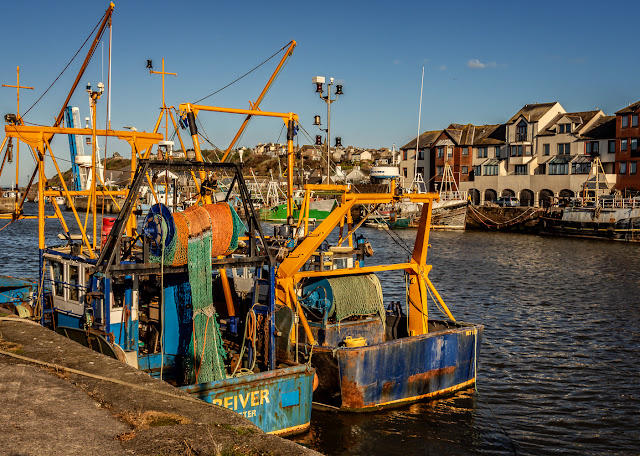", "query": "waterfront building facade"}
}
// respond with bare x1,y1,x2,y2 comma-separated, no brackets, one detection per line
401,101,622,205
614,101,640,193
